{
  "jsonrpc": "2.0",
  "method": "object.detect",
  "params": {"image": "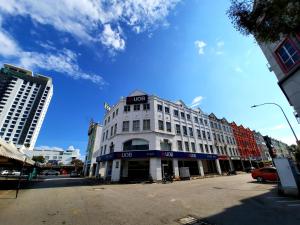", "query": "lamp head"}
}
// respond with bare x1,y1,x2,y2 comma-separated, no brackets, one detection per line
251,105,257,108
